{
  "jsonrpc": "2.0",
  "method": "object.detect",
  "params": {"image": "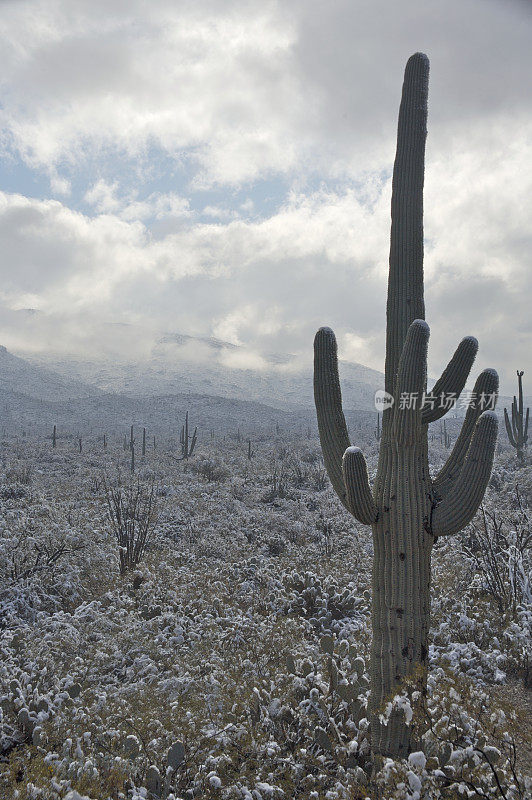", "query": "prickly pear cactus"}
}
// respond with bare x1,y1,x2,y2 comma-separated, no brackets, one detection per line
314,53,499,757
145,764,162,797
